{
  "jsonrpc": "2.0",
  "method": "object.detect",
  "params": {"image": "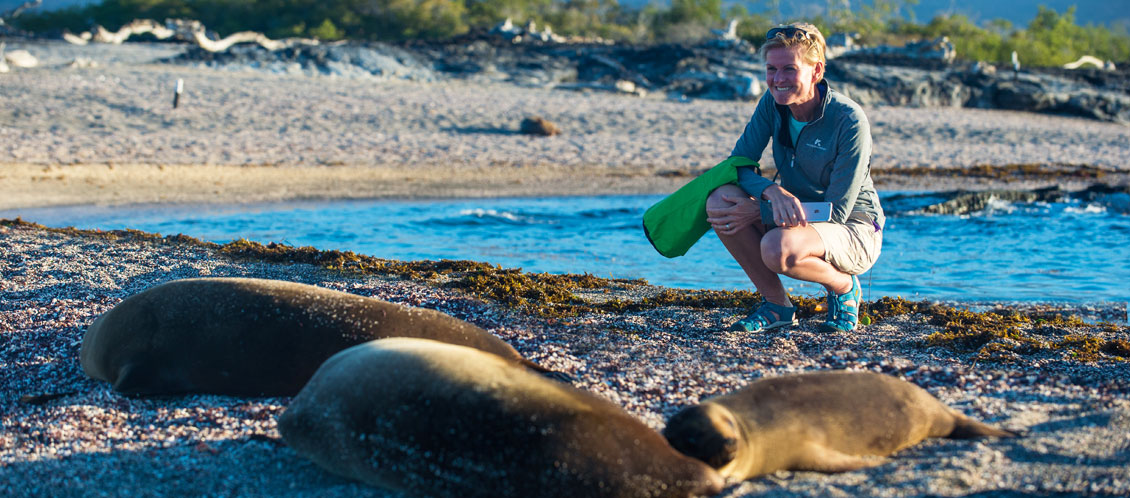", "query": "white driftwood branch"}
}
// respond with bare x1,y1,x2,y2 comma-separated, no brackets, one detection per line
0,0,41,26
63,19,175,46
1063,55,1109,70
62,30,92,45
63,17,319,52
91,19,176,44
189,28,318,52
